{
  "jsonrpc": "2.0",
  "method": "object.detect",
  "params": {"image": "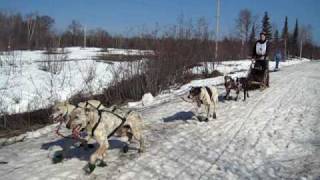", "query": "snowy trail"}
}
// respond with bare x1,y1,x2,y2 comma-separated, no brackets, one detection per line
0,61,320,180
